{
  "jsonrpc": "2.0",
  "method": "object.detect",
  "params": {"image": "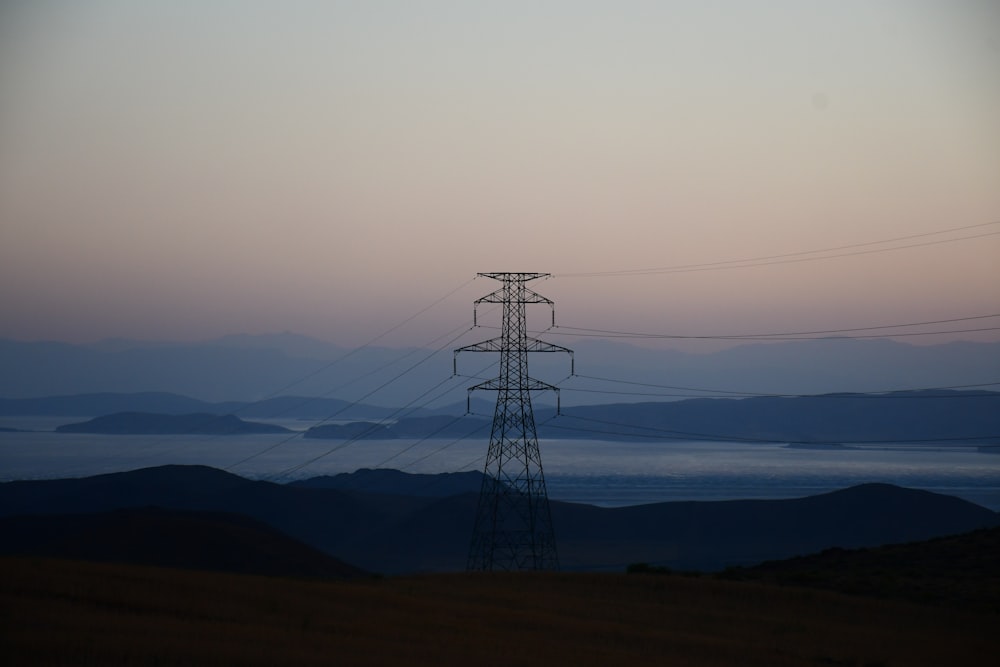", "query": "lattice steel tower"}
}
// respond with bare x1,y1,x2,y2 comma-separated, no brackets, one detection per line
455,272,572,571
